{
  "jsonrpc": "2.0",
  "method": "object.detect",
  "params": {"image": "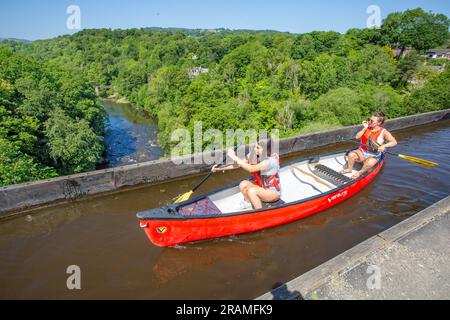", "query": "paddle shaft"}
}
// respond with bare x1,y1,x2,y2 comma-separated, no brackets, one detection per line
345,140,397,156
344,139,438,167
191,146,239,193
191,171,214,193
292,166,335,189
